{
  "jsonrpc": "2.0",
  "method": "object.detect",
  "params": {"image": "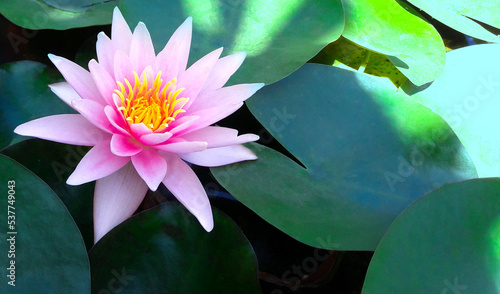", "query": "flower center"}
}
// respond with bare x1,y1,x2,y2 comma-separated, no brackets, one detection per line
114,70,189,131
